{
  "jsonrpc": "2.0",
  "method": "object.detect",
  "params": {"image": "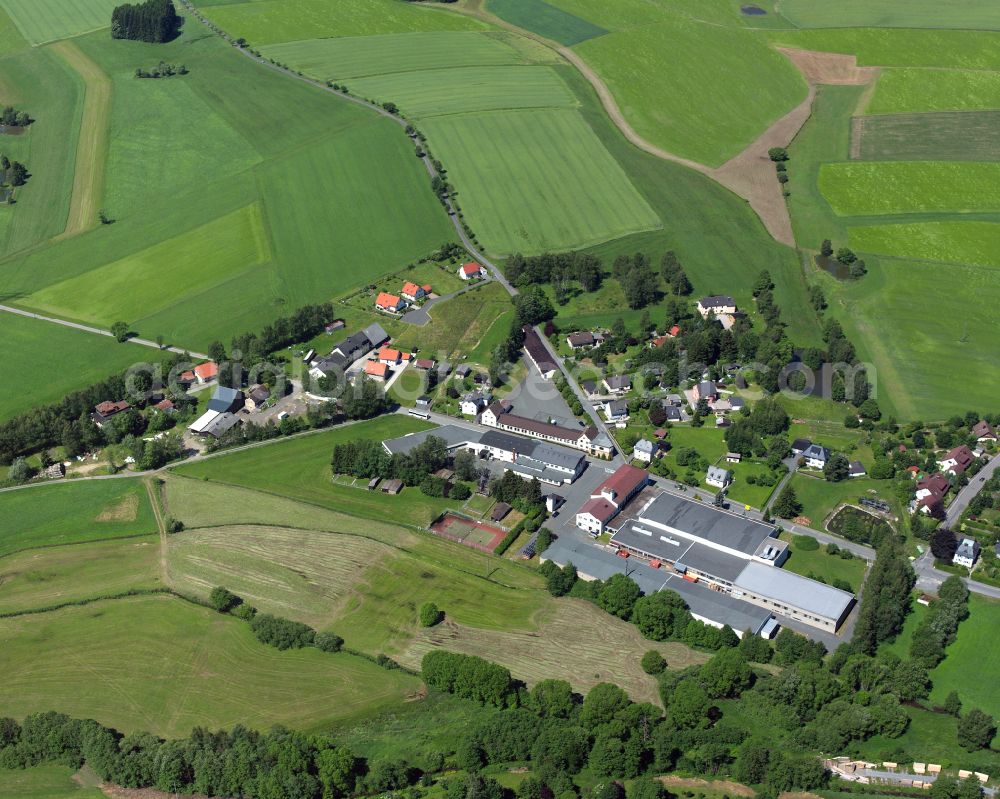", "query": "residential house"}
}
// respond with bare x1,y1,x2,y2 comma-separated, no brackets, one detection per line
93,400,131,426
915,473,950,515
633,439,656,463
480,398,512,427
460,391,490,416
697,295,737,318
246,385,270,411
576,464,649,535
178,370,196,387
803,444,831,470
522,325,558,378
664,406,683,422
939,445,975,476
602,374,632,395
790,438,812,456
459,261,485,280
208,386,244,414
712,398,733,414
375,292,406,314
726,452,742,464
649,335,669,348
378,347,405,366
664,394,684,407
363,323,390,348
567,331,597,350
153,398,175,414
654,427,668,440
364,361,390,380
953,535,981,569
730,396,746,412
413,358,436,370
848,461,866,478
693,380,718,403
603,399,629,423
972,420,997,443
401,282,431,302
581,380,599,398
194,362,218,384
706,466,732,489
